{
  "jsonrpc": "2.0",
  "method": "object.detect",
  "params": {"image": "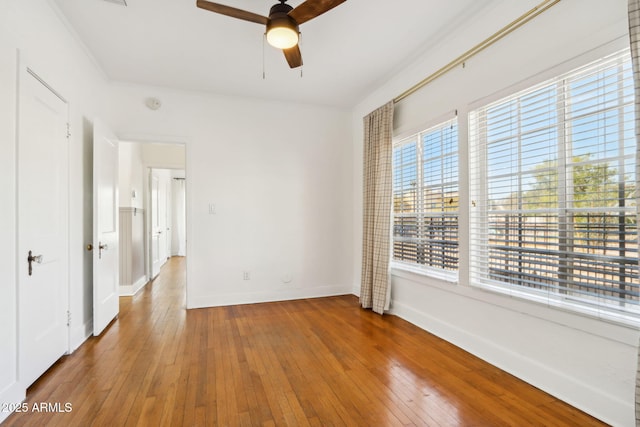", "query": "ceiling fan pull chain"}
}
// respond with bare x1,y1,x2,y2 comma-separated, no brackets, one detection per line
262,33,266,80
